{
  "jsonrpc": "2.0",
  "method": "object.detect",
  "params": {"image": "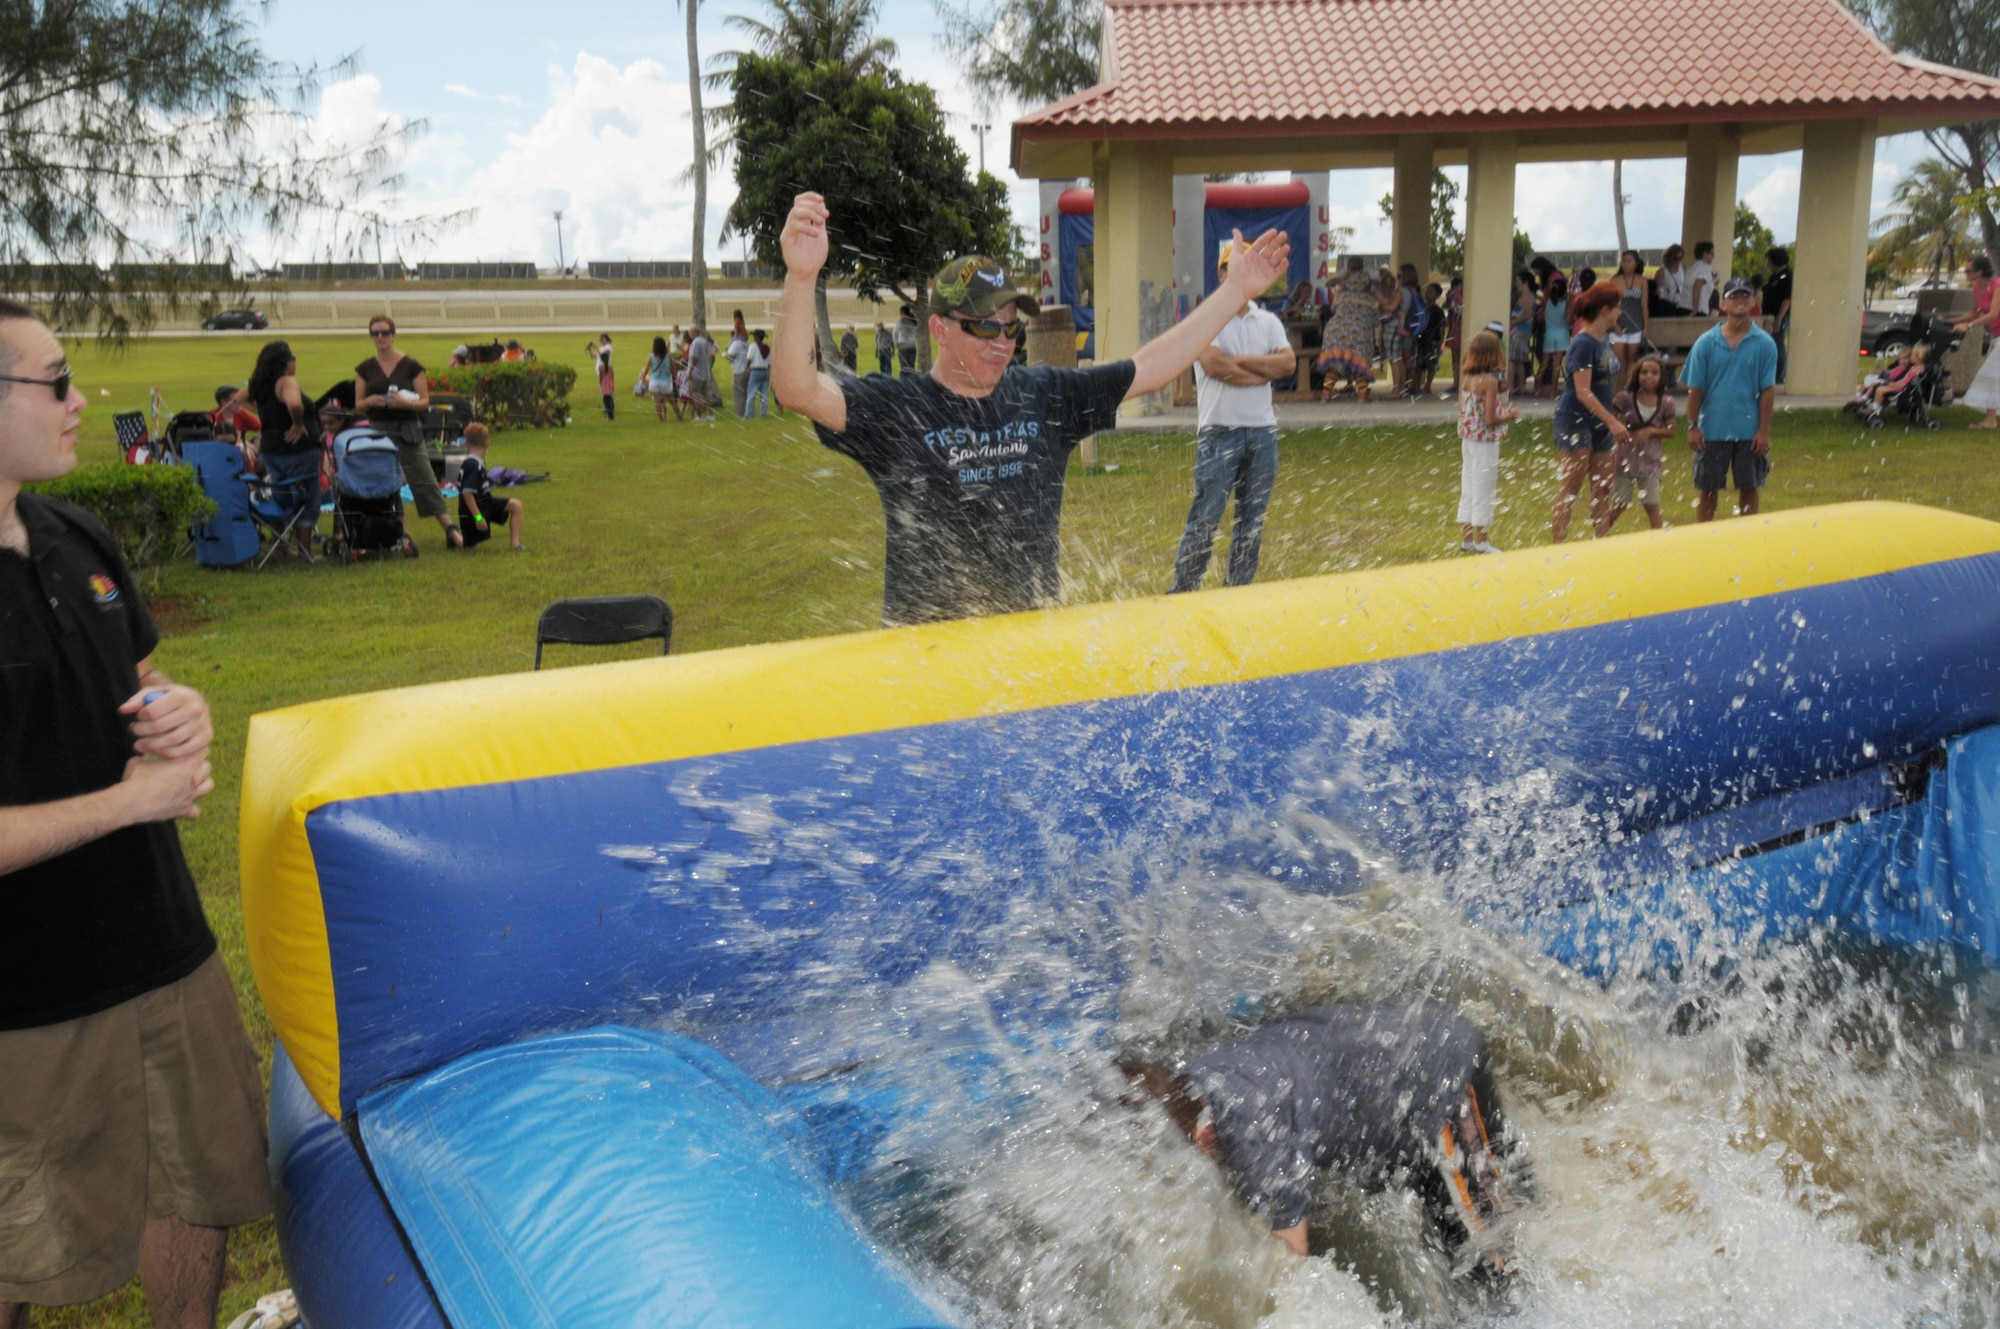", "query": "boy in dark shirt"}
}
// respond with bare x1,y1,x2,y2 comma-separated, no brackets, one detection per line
1121,997,1525,1275
455,423,526,552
